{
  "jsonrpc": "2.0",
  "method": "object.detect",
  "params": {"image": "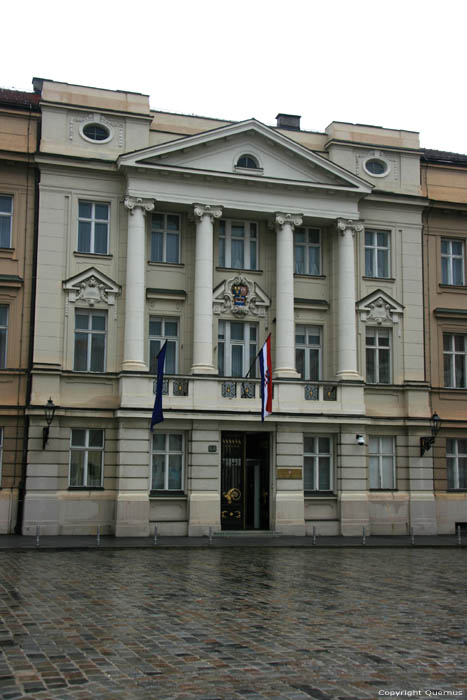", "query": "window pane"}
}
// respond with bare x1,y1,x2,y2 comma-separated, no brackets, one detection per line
167,215,179,231
381,457,394,488
149,339,161,374
369,456,379,489
152,454,165,489
377,249,388,278
447,457,455,489
250,239,257,270
231,223,244,238
380,437,393,453
304,456,315,490
309,247,320,275
369,436,378,453
166,233,179,263
95,204,109,220
459,458,467,489
318,438,330,453
309,349,320,381
230,322,244,341
90,334,105,372
74,333,88,371
458,439,467,454
218,341,224,375
446,438,455,454
441,240,449,254
151,231,163,262
79,202,92,219
149,319,162,336
365,248,374,277
231,239,244,268
453,258,464,285
92,315,106,331
295,229,305,242
0,196,12,214
454,335,465,352
318,458,330,490
295,326,305,344
441,257,449,284
452,240,463,256
0,330,6,367
219,237,225,266
295,245,305,274
365,231,374,246
379,349,390,383
444,354,452,387
169,434,182,452
168,454,182,489
231,345,243,377
72,429,86,447
443,334,452,352
89,430,103,448
75,313,89,330
377,232,388,247
296,348,305,378
455,355,465,388
152,213,164,230
304,436,315,453
165,321,178,337
153,433,165,451
87,452,102,486
70,451,85,487
94,223,108,254
0,217,10,248
165,341,176,373
78,221,91,252
309,229,320,245
366,347,376,382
